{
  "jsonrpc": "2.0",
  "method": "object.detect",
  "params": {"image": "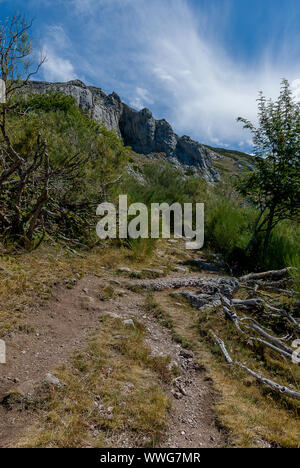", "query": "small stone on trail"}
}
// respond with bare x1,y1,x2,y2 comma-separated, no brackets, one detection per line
44,373,61,388
179,349,194,359
123,319,135,328
65,278,77,286
110,280,121,286
113,335,127,340
104,312,121,319
175,266,187,273
171,389,183,400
